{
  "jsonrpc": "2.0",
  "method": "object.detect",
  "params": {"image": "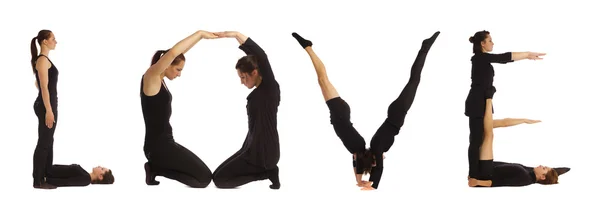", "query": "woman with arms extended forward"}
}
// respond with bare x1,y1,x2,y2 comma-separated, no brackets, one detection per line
465,30,546,180
468,99,570,187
